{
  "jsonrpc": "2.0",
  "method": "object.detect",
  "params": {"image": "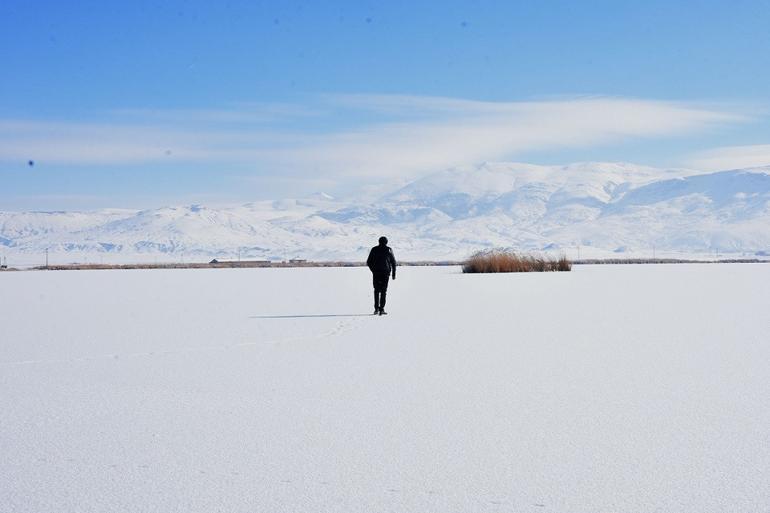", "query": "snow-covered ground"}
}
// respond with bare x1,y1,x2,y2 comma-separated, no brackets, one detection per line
1,264,769,512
